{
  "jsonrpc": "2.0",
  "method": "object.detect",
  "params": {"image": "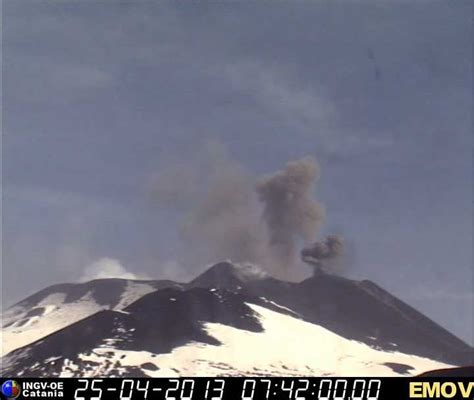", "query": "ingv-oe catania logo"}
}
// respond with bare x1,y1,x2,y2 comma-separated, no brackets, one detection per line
1,380,21,399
